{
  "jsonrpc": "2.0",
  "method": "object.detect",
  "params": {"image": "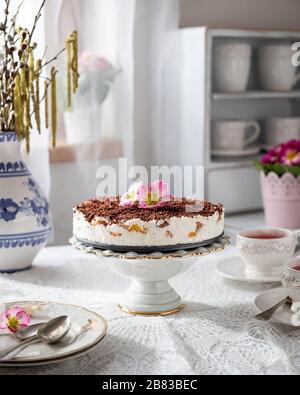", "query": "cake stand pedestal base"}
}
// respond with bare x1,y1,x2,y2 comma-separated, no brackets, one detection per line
118,280,184,316
70,236,230,317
